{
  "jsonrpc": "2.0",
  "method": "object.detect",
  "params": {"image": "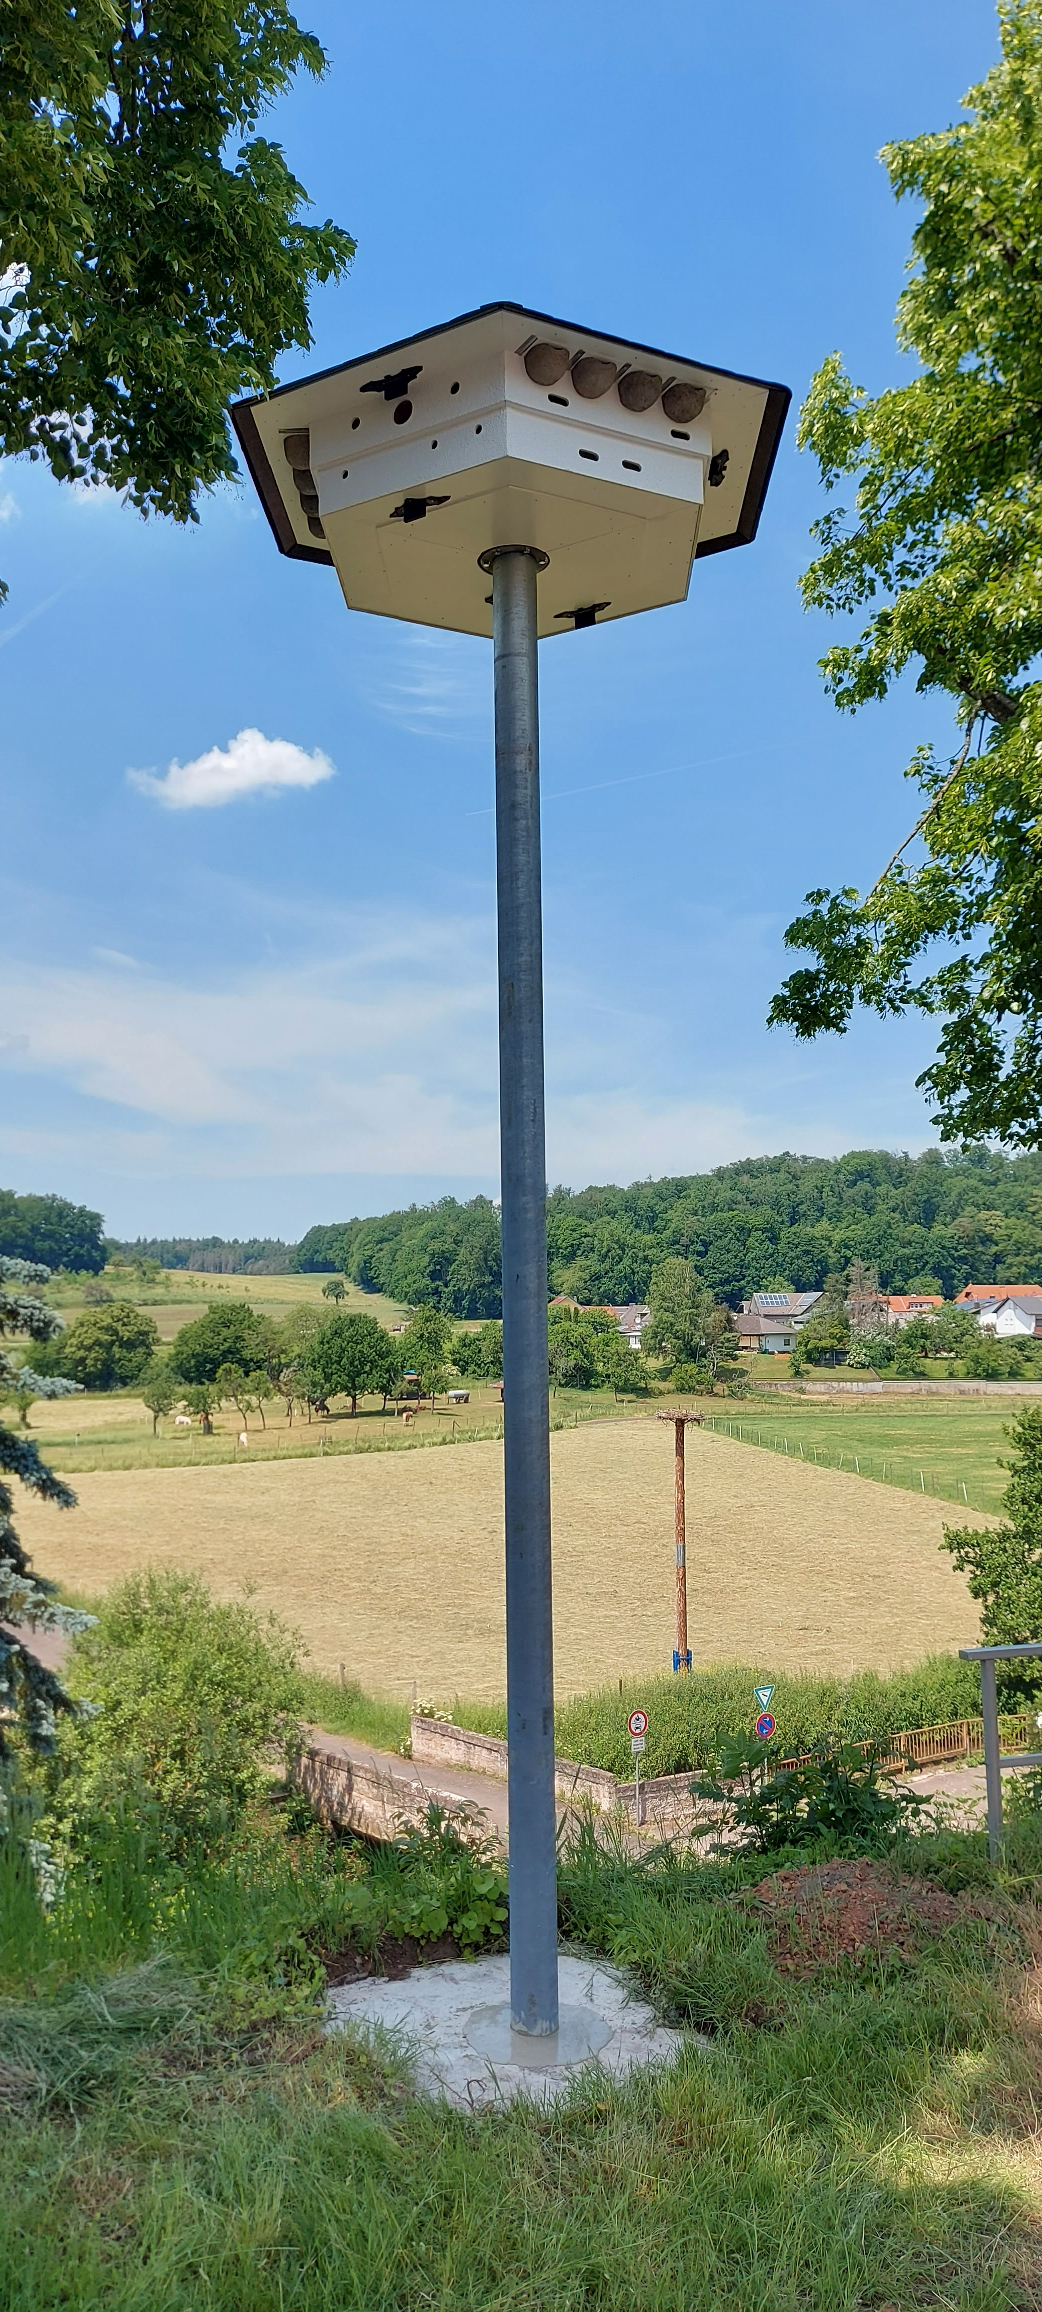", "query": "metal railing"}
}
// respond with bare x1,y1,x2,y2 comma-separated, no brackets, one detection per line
959,1643,1042,1859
